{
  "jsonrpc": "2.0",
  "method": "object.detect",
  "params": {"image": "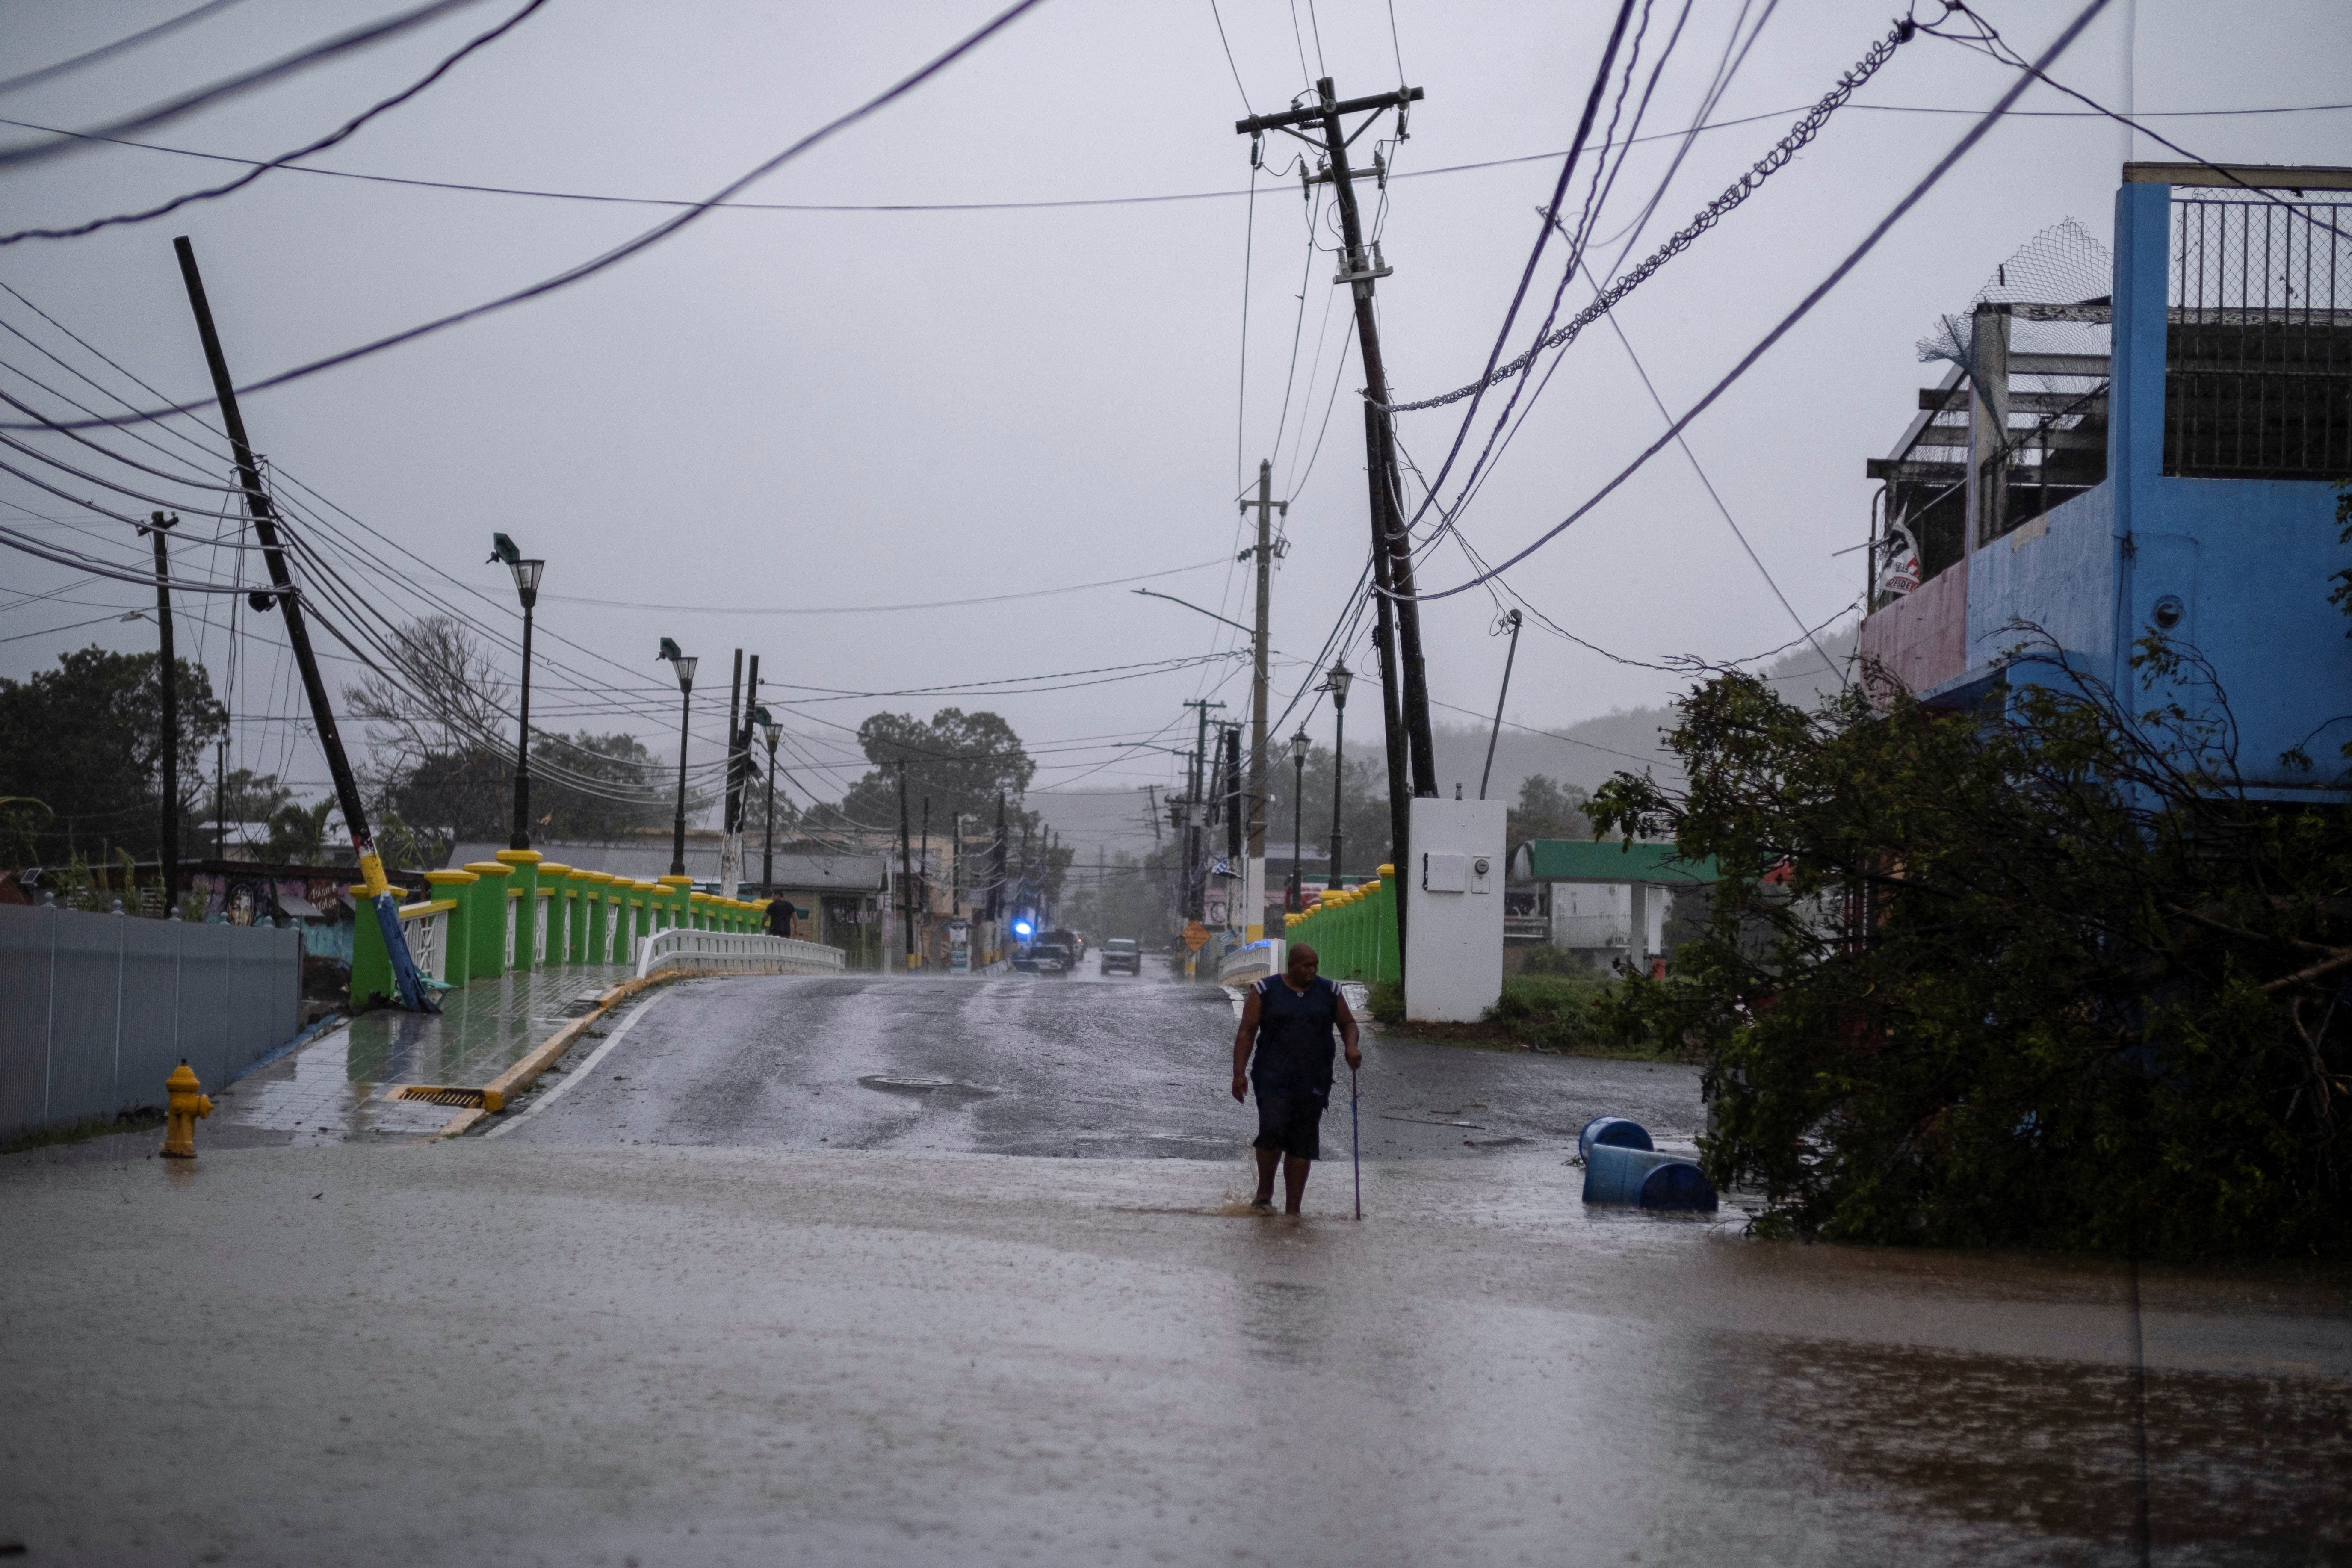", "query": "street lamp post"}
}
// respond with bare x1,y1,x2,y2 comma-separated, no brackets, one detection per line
1288,728,1309,912
661,640,697,877
1326,661,1353,889
755,706,779,898
492,535,545,851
